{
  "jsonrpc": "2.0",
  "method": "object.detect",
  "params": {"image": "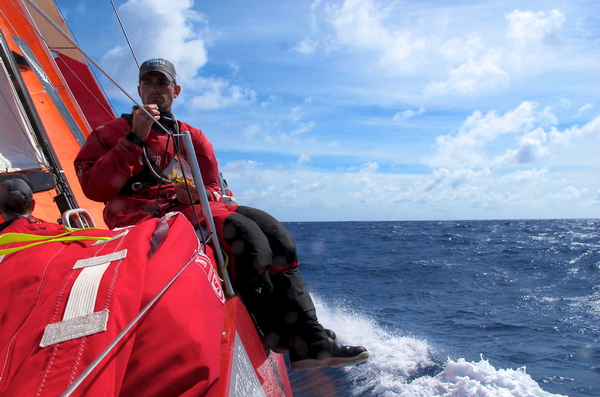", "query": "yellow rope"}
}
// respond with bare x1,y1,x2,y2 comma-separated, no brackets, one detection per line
0,230,110,256
0,226,102,244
